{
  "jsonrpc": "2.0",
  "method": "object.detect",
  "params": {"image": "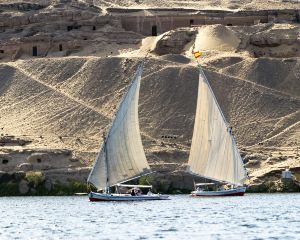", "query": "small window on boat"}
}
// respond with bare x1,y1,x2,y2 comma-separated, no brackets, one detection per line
37,158,41,163
190,19,194,25
227,23,232,26
2,159,8,164
0,50,4,53
59,44,63,51
67,26,73,31
93,26,96,31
